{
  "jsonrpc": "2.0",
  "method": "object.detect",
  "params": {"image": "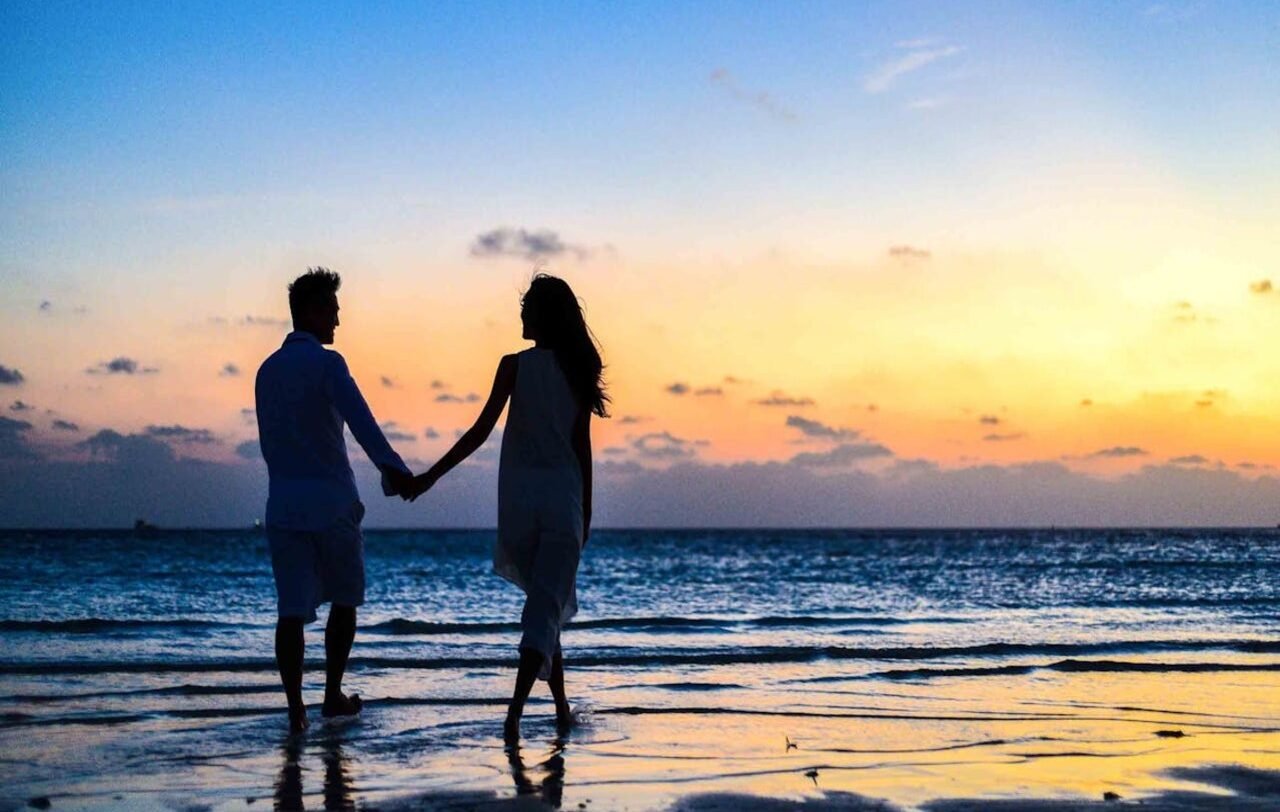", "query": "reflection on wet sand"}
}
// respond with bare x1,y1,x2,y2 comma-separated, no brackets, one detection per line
508,736,567,808
274,734,356,811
